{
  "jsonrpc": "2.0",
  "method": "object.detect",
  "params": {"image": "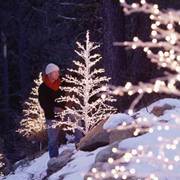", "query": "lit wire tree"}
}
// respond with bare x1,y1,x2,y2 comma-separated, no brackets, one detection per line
56,31,117,133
